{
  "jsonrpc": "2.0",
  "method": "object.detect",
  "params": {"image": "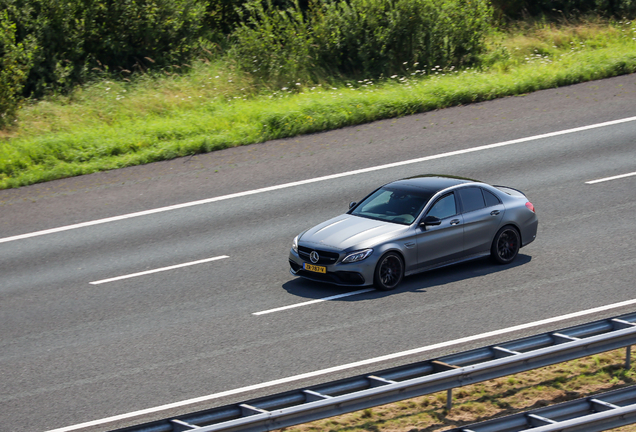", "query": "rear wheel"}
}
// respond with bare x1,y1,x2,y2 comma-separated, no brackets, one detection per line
374,252,404,290
491,226,520,264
